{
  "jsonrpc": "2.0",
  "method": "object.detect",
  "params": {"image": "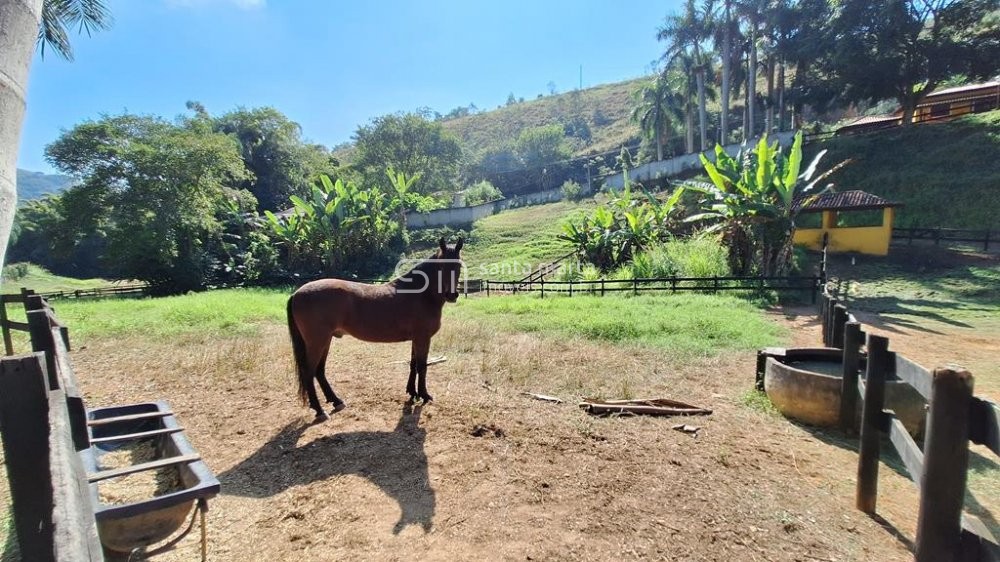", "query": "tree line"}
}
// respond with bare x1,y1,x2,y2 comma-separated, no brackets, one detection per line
632,0,999,160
